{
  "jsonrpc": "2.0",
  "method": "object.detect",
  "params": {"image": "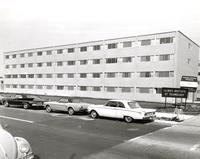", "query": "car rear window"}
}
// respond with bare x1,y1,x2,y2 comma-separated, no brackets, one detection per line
128,102,141,109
